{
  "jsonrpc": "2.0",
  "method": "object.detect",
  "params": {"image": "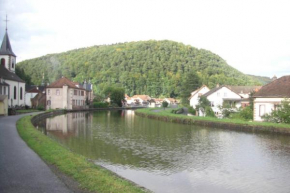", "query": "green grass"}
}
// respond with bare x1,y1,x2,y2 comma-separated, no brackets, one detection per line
17,115,147,193
16,109,42,113
136,108,290,129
